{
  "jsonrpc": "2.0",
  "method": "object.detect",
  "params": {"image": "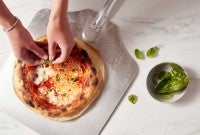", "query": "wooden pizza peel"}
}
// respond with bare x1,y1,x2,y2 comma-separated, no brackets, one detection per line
0,7,138,135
